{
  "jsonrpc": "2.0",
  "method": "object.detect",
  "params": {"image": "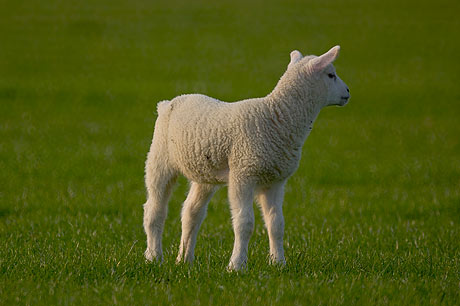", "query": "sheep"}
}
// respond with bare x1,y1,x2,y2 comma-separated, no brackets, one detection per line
143,45,350,271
